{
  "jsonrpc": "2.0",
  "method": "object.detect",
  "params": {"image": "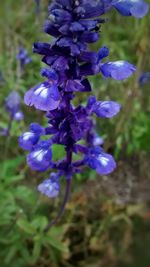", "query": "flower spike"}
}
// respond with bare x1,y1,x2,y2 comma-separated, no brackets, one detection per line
19,0,148,228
